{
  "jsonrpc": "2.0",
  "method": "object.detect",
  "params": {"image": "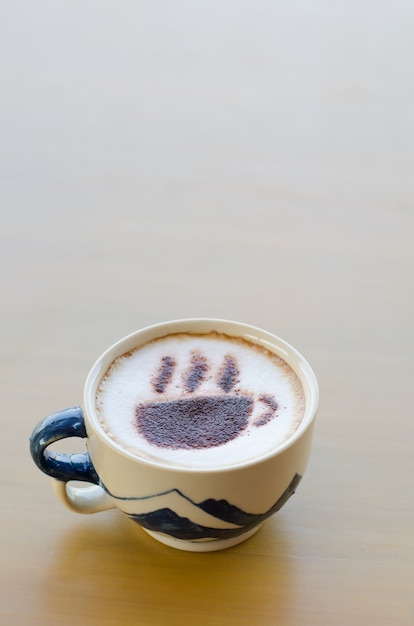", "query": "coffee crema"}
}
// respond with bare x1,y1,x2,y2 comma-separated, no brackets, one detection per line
95,332,305,469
